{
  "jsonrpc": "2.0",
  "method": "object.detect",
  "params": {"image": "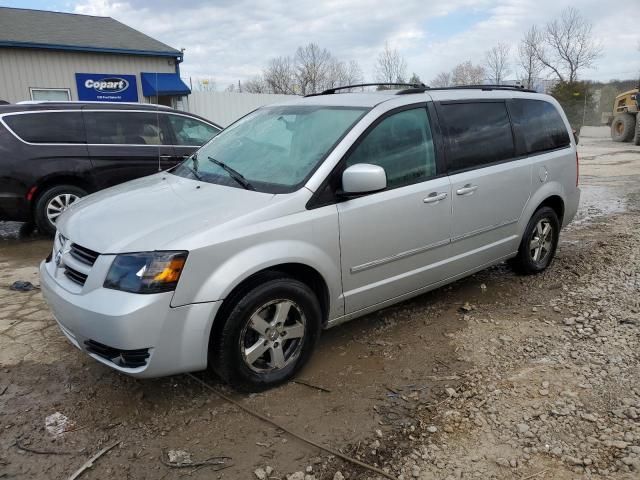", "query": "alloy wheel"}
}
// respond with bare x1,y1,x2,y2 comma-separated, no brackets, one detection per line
529,219,553,263
46,193,80,224
239,299,306,373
